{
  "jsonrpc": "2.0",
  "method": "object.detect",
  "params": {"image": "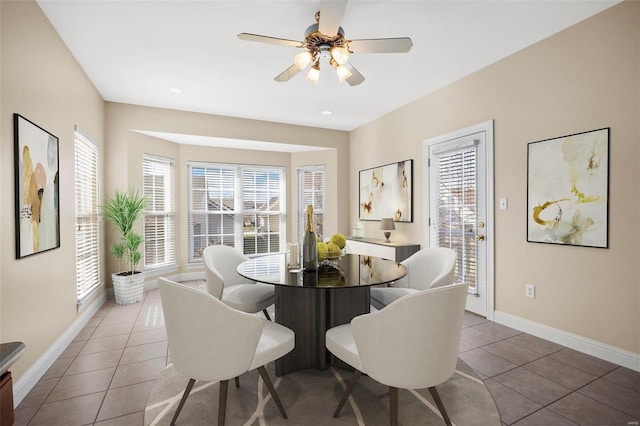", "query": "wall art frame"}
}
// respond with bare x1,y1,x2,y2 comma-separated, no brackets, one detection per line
14,113,60,258
359,159,413,222
527,127,609,248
